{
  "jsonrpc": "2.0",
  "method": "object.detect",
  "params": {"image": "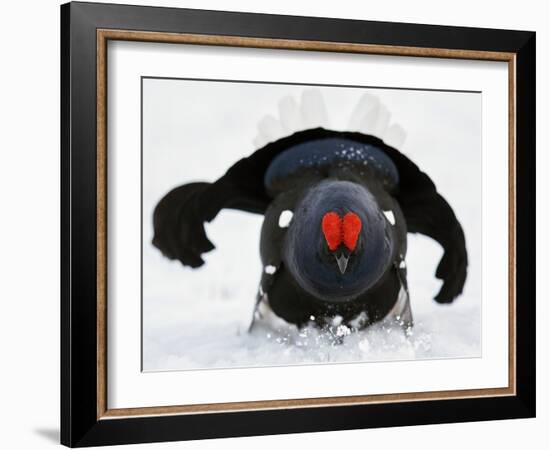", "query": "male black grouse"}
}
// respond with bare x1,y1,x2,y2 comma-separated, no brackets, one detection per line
152,128,468,330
